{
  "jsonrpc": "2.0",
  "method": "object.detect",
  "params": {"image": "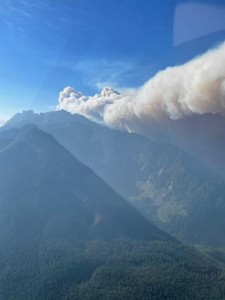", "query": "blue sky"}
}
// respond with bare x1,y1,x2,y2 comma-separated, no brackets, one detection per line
0,0,225,119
